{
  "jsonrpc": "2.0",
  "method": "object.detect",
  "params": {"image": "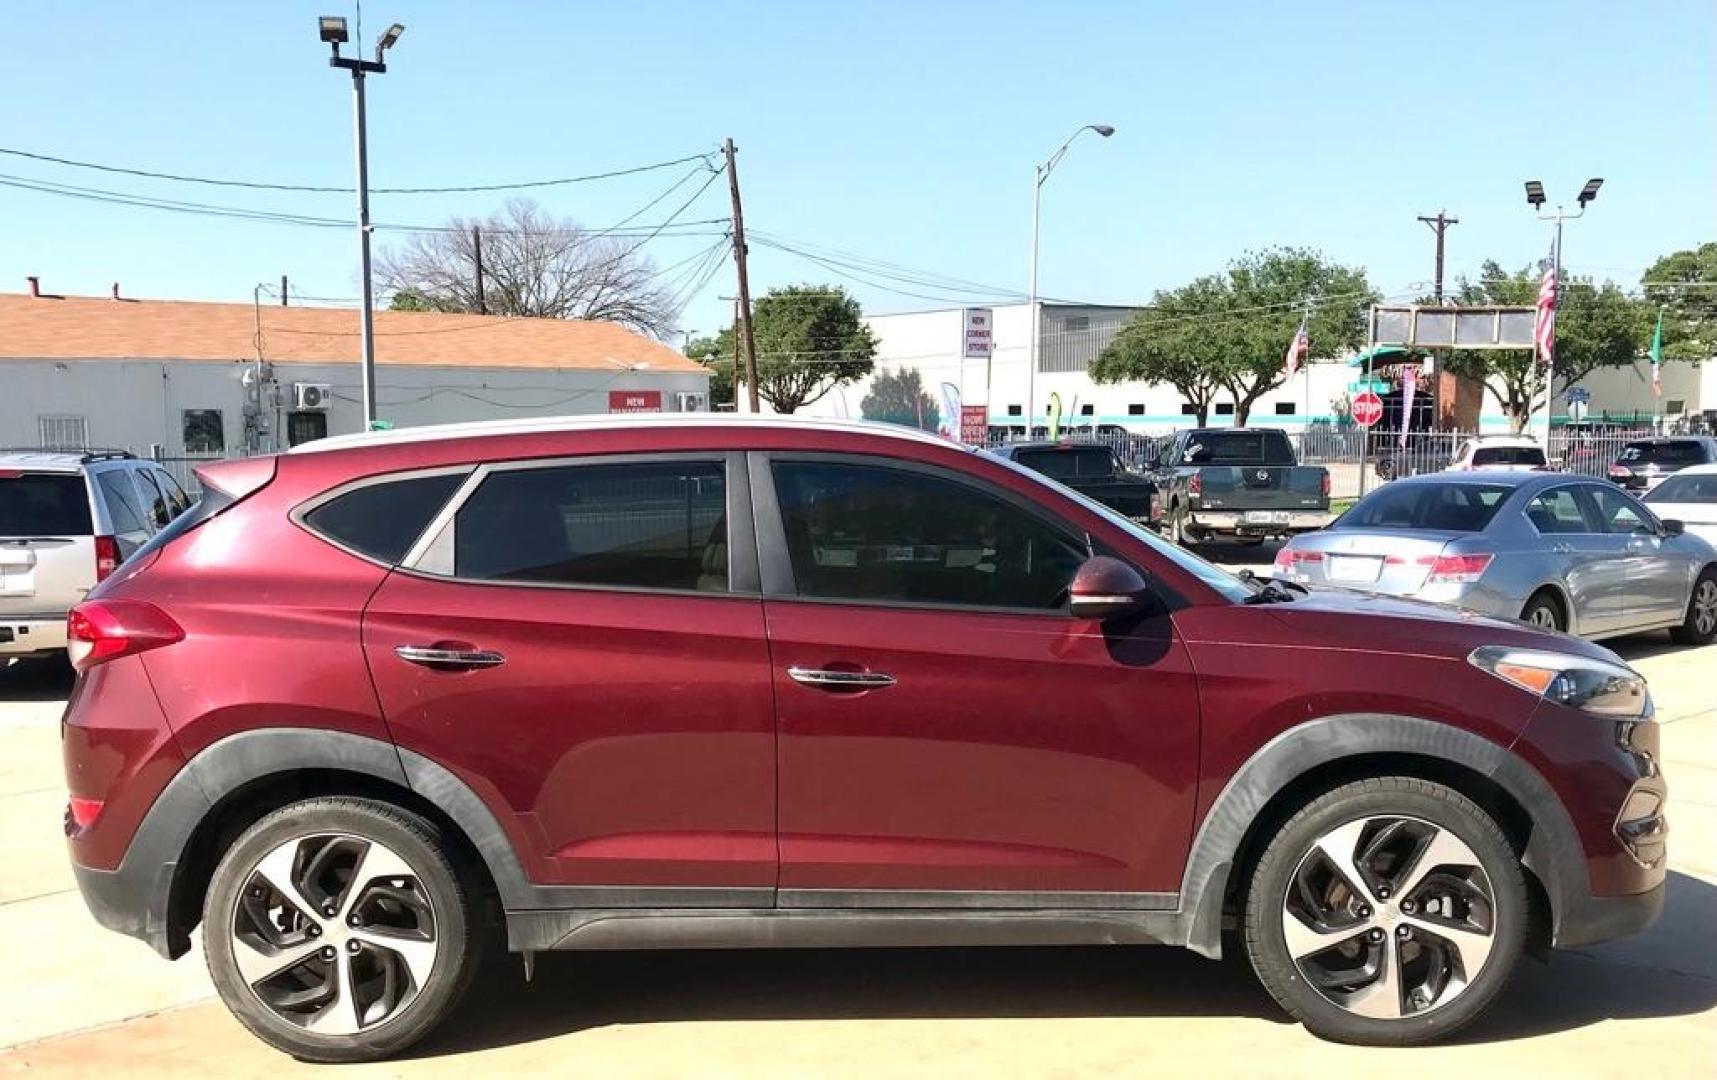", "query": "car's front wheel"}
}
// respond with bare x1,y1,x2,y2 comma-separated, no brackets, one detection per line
1244,777,1526,1045
203,797,481,1062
